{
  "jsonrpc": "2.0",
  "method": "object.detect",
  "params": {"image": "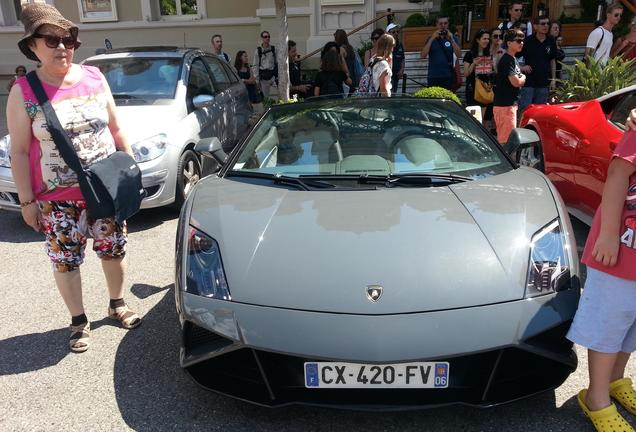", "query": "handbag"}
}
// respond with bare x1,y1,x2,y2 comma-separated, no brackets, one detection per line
474,77,494,105
26,72,146,223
